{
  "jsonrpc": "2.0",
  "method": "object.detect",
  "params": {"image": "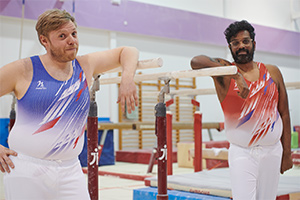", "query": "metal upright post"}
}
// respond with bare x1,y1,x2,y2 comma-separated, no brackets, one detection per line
191,99,202,172
166,98,174,176
155,78,170,200
87,75,100,200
